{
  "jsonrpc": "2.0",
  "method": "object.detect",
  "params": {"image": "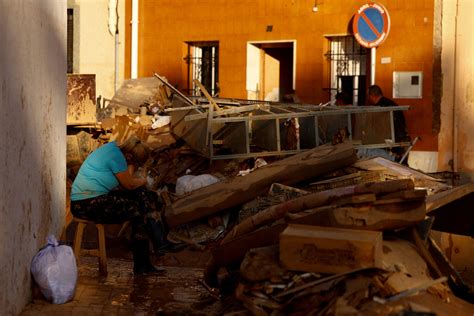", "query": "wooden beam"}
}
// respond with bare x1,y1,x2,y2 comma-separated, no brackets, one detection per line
426,182,474,213
165,142,357,227
222,178,415,242
291,199,426,231
154,73,194,105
